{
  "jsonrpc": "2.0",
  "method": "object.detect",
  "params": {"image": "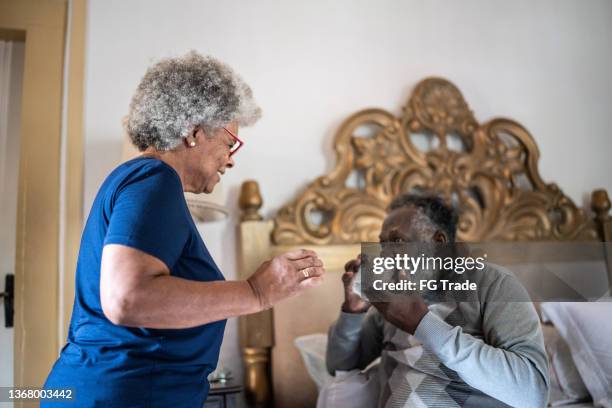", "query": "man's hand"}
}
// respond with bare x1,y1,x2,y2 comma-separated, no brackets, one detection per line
372,295,428,334
247,249,325,310
341,255,371,314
